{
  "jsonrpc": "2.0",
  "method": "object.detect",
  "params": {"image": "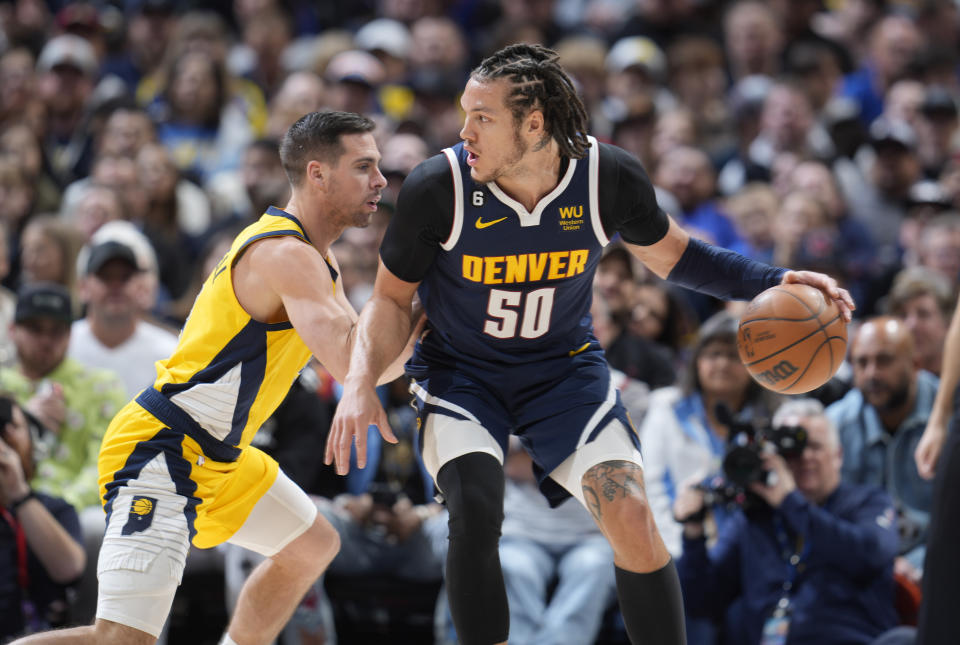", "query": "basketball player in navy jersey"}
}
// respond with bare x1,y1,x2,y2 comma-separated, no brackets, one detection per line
326,44,855,645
